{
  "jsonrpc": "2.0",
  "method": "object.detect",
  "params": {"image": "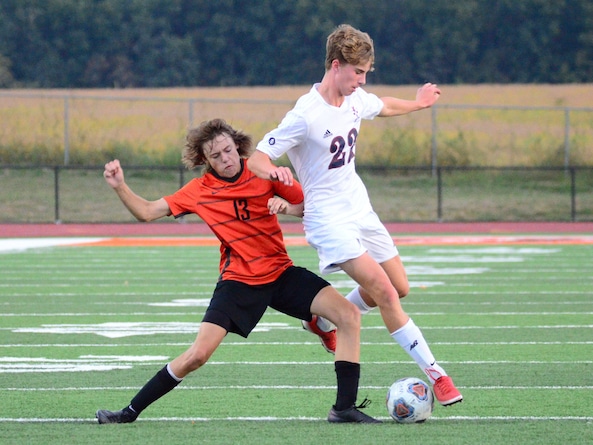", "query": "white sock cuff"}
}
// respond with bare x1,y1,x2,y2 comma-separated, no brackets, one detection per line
166,363,183,382
315,316,336,332
345,287,372,314
390,318,417,344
